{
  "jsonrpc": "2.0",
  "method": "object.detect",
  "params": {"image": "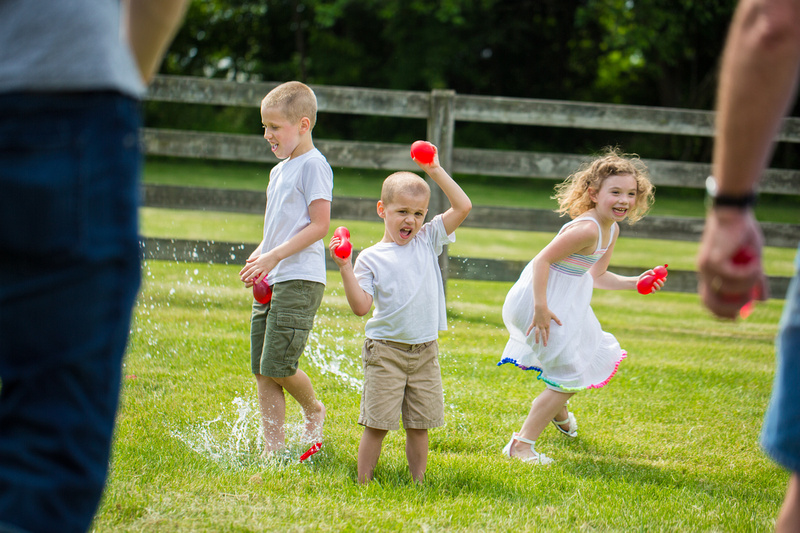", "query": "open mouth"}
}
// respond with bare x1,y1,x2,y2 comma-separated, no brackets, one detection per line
270,143,278,152
613,207,627,217
399,228,412,239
